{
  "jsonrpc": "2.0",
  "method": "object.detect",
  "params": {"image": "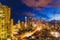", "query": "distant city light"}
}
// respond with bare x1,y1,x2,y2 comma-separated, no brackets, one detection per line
36,27,42,31
13,31,18,34
2,31,5,34
25,16,27,18
0,14,3,17
50,31,55,35
33,24,36,27
50,31,60,38
54,32,59,37
7,38,11,40
0,11,3,13
31,36,35,39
